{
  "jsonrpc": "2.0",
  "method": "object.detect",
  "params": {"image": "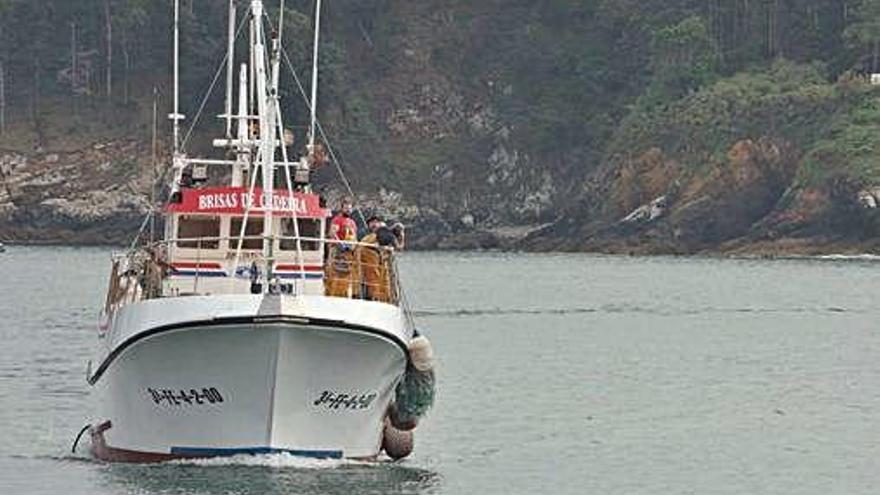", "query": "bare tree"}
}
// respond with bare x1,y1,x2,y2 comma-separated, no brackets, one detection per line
71,21,78,93
845,0,880,73
104,0,112,100
767,0,780,58
32,60,44,149
122,30,130,105
0,61,6,137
